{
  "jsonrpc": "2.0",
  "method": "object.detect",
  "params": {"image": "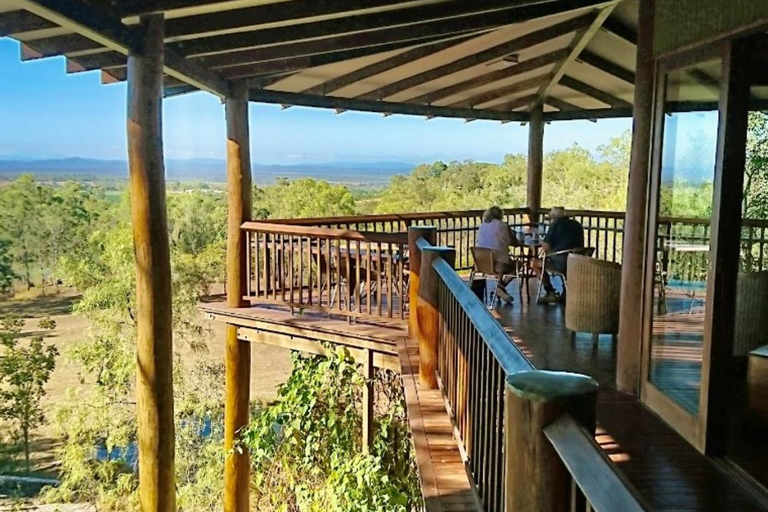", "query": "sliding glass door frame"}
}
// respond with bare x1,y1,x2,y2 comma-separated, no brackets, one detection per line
640,40,749,454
